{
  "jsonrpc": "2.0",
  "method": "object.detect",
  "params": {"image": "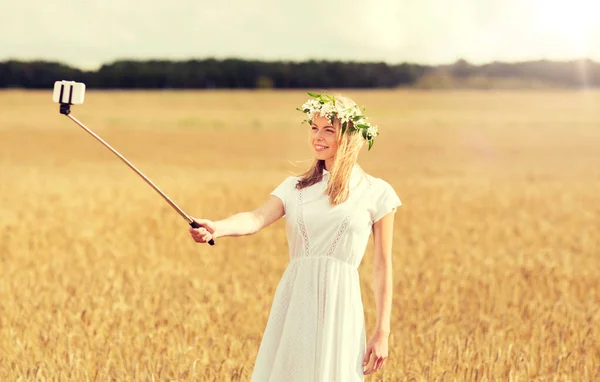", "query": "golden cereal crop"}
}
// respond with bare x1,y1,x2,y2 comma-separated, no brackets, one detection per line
0,89,599,381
